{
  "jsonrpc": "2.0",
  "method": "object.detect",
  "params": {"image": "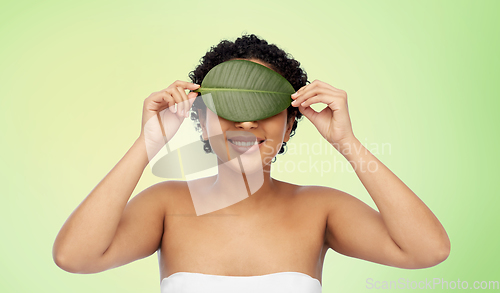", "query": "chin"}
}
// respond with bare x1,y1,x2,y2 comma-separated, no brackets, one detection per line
238,154,266,175
215,151,264,174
